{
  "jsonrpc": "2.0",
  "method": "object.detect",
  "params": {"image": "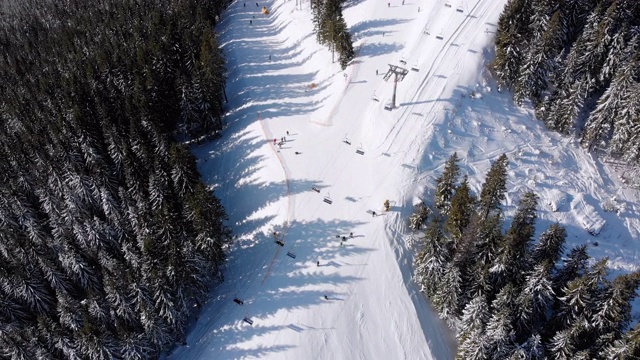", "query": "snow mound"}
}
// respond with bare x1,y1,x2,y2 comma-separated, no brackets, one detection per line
545,188,569,212
571,194,606,236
